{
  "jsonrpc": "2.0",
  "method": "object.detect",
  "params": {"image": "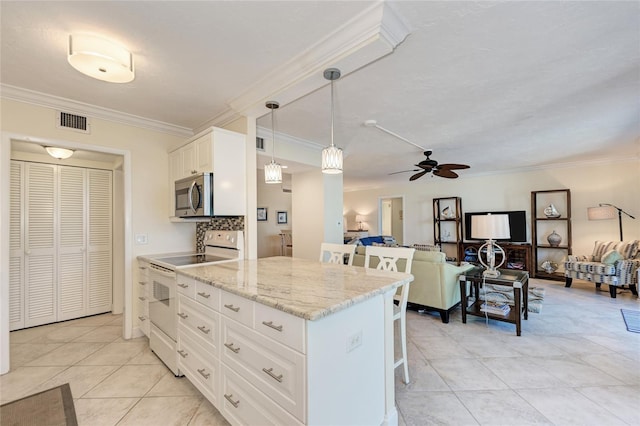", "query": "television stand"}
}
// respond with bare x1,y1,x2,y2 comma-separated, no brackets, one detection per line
461,242,532,273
